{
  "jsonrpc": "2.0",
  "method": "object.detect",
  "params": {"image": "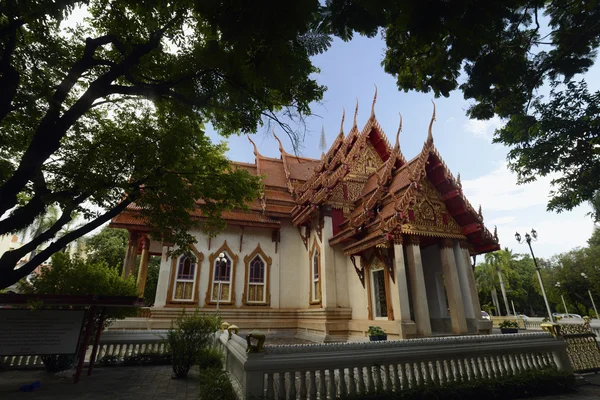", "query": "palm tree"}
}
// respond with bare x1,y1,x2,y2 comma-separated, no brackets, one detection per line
485,250,513,316
475,262,501,316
